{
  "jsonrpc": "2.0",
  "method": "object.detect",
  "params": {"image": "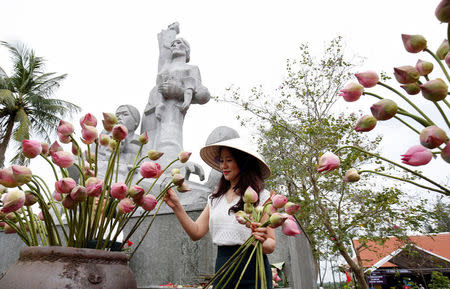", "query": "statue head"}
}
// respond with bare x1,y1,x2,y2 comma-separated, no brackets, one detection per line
116,105,140,133
170,38,190,63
